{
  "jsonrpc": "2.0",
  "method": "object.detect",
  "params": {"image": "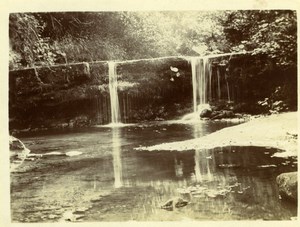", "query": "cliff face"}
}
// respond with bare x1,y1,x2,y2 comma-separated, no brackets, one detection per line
9,57,193,131
9,55,297,132
9,62,106,130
